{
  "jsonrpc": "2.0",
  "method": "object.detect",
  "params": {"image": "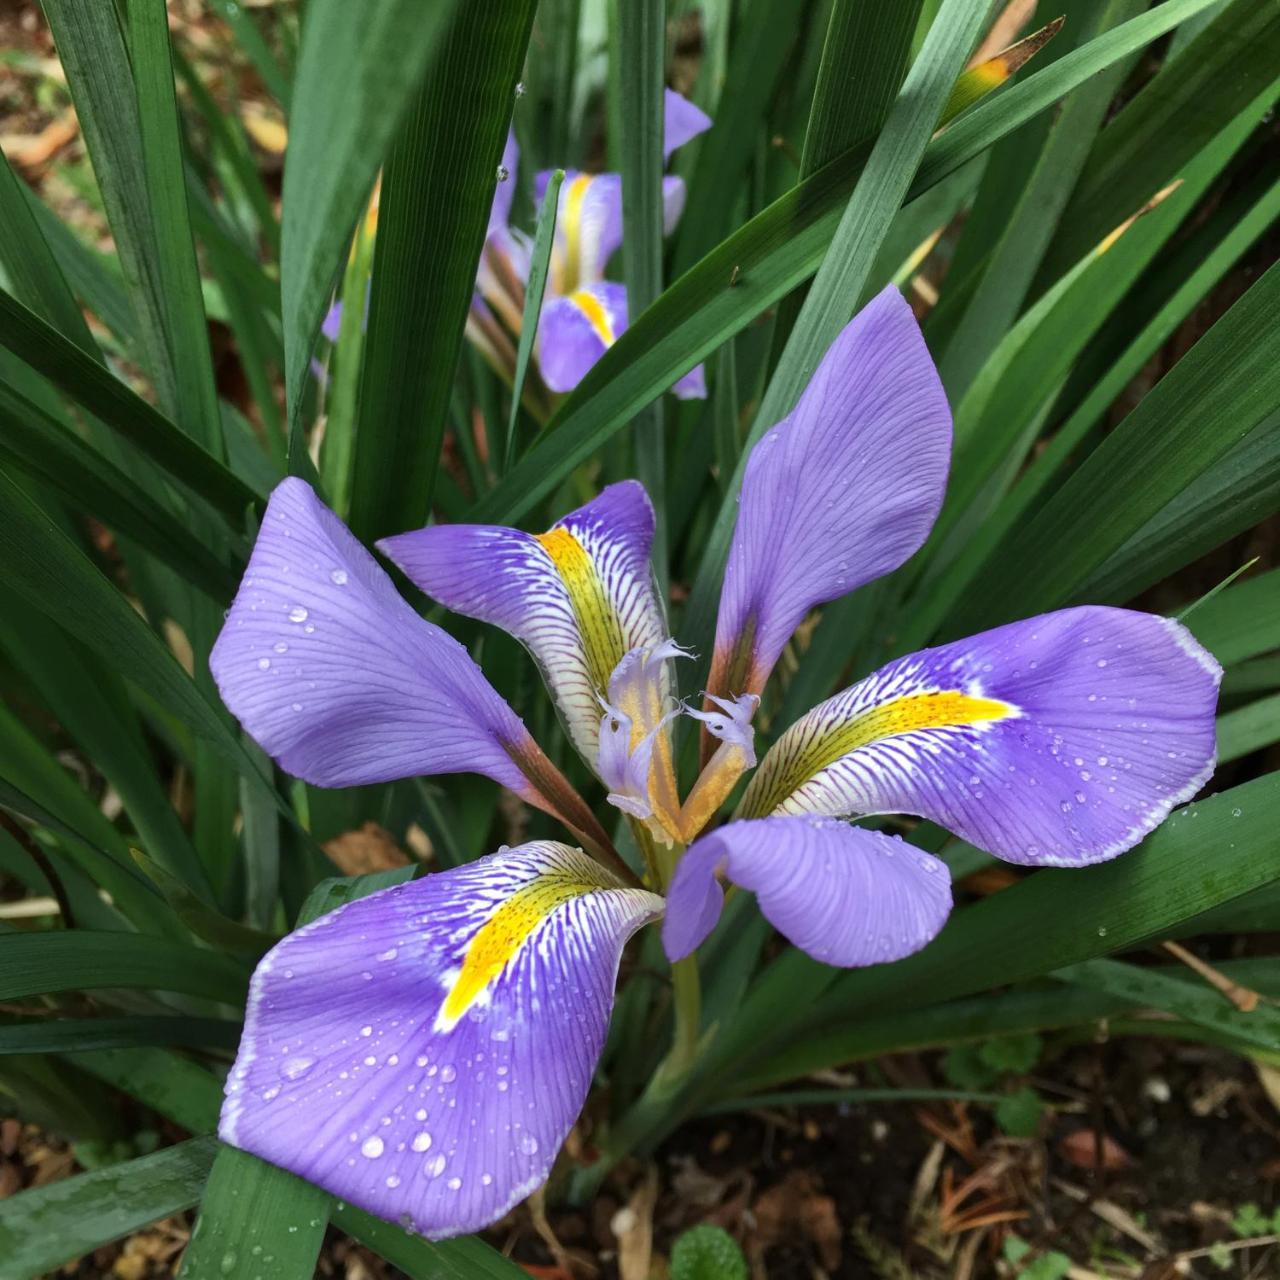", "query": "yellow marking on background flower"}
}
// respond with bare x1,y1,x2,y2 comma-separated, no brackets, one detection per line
535,527,627,694
561,173,595,292
745,689,1016,816
436,871,602,1031
570,290,617,347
